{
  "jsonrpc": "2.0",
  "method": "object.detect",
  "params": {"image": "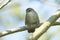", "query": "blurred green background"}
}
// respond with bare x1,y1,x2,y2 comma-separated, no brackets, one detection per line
0,0,60,40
